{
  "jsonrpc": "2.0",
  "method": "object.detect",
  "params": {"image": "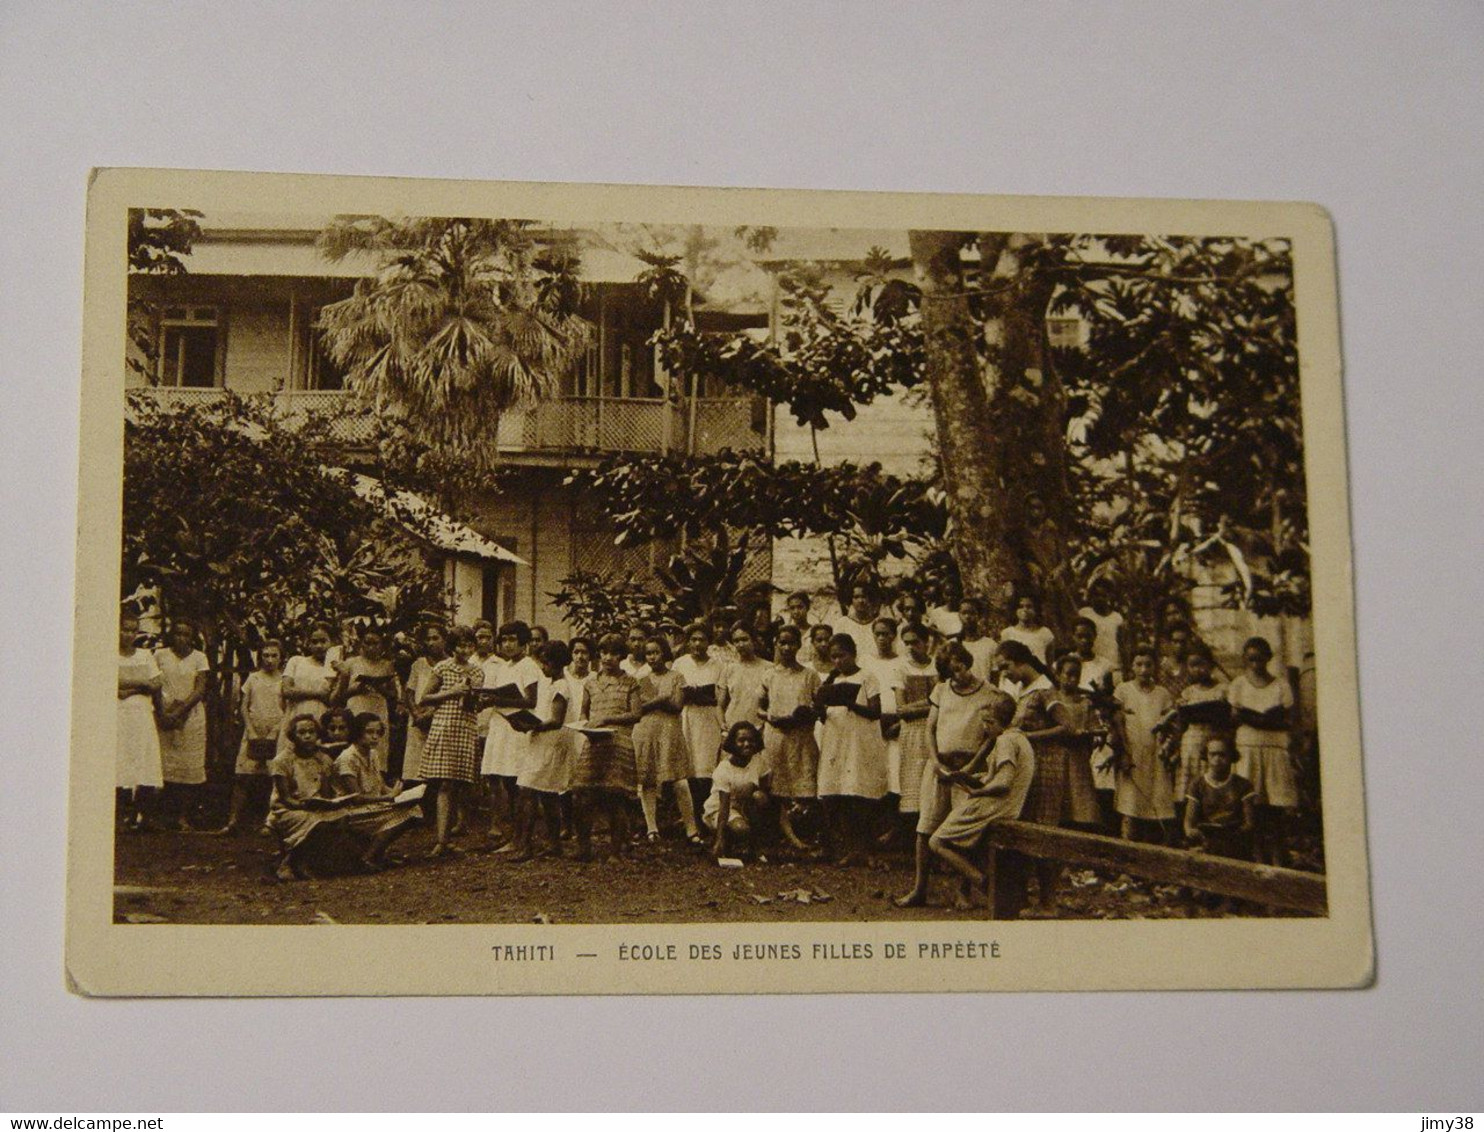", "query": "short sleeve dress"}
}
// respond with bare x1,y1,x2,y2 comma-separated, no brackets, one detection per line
1020,687,1101,827
417,658,483,784
344,656,401,773
721,657,772,731
276,654,340,758
889,658,938,813
1227,674,1296,808
1113,680,1177,821
155,647,211,784
930,730,1038,849
816,669,888,800
399,655,437,782
235,670,284,776
516,675,574,794
117,648,163,790
1173,678,1230,800
572,671,639,793
999,624,1056,666
633,668,690,788
265,751,336,848
482,655,542,778
759,664,821,799
673,652,726,778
